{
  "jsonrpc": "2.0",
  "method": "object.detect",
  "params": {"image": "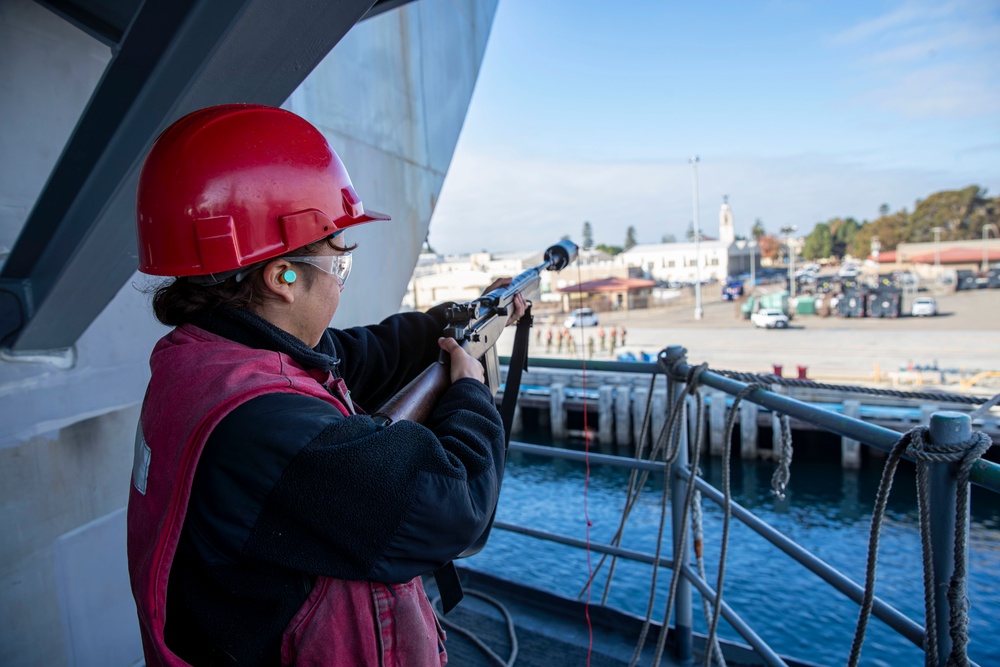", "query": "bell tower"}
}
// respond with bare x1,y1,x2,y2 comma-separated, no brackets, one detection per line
719,195,735,244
